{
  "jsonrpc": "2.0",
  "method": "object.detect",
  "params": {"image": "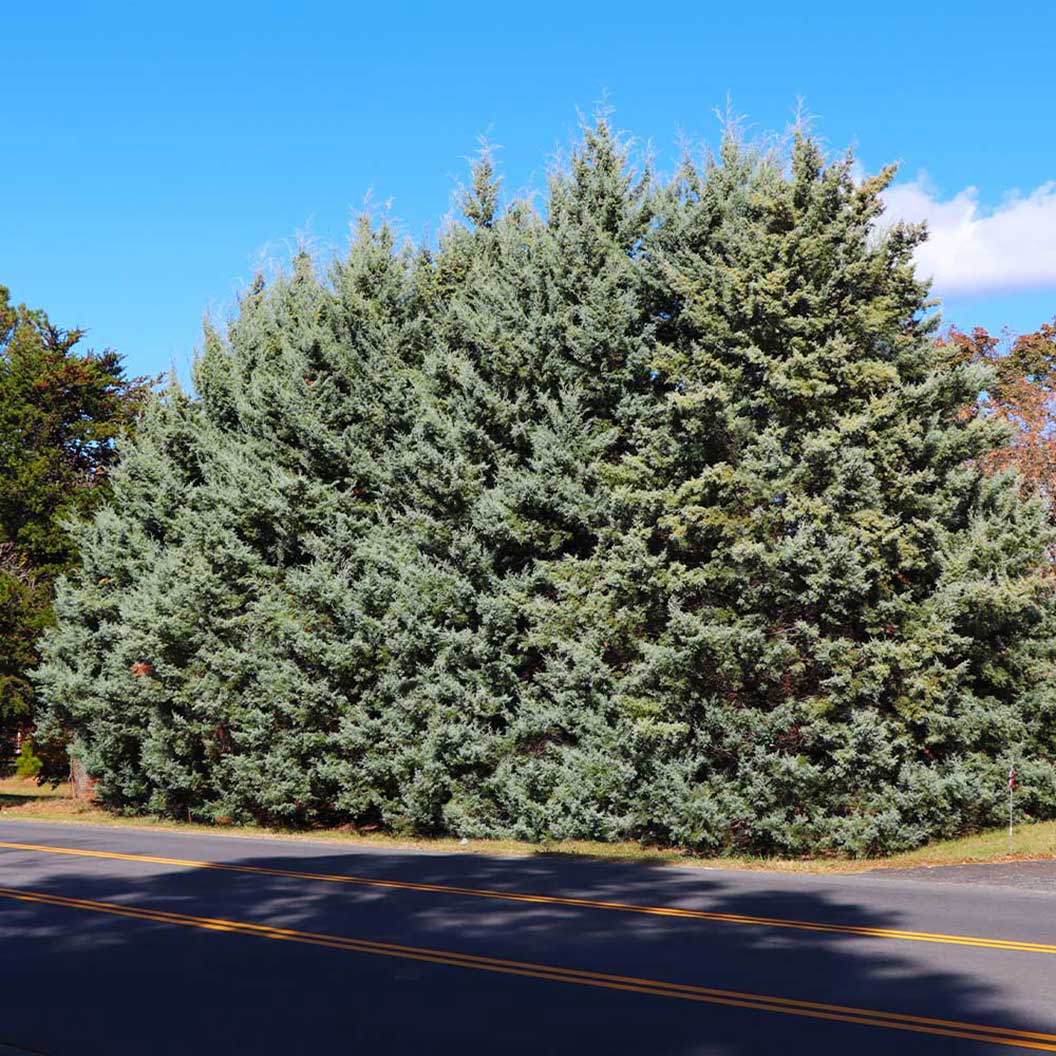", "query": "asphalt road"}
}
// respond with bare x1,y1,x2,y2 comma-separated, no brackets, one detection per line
0,820,1053,1055
874,859,1056,893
